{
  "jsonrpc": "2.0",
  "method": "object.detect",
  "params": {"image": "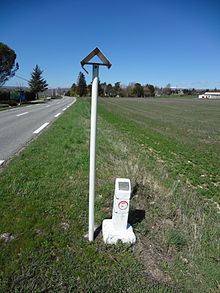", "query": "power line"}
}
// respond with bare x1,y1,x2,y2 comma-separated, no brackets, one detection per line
15,75,29,82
